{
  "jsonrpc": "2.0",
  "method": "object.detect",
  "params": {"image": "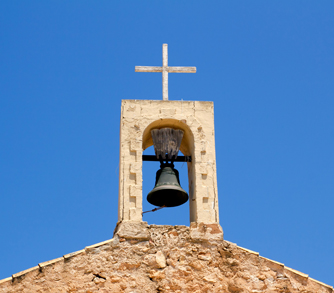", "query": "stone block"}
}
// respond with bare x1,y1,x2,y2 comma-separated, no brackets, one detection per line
123,102,141,118
115,221,150,240
129,163,141,174
155,251,166,268
199,163,208,175
190,222,223,242
130,139,141,152
129,207,141,221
